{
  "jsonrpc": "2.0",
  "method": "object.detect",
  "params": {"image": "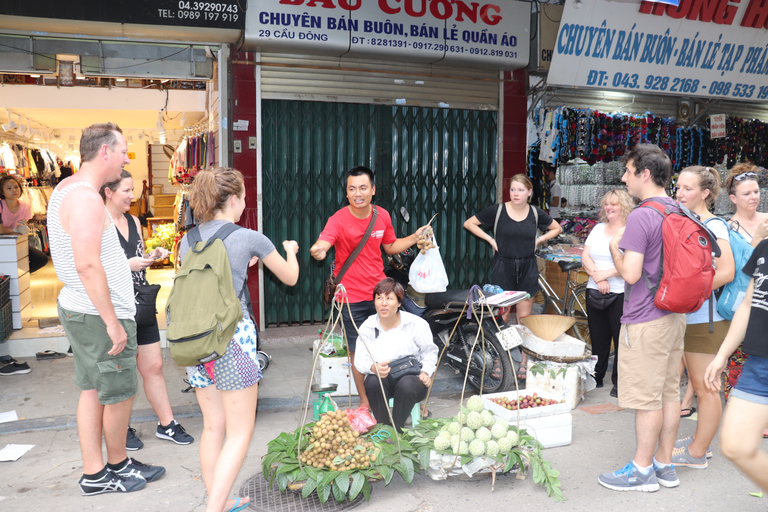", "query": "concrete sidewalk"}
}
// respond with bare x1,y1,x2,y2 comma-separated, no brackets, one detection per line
0,325,765,511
